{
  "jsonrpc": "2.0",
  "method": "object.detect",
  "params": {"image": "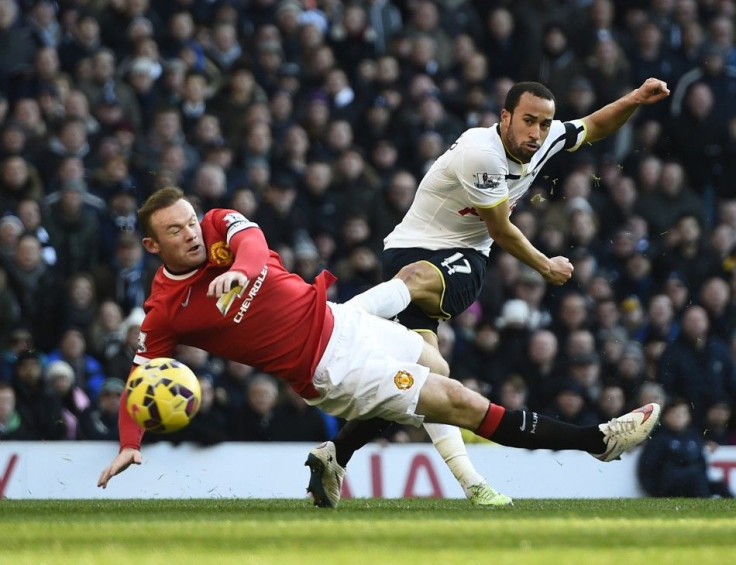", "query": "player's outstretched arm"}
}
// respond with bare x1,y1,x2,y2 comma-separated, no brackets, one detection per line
97,448,142,488
581,77,670,144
